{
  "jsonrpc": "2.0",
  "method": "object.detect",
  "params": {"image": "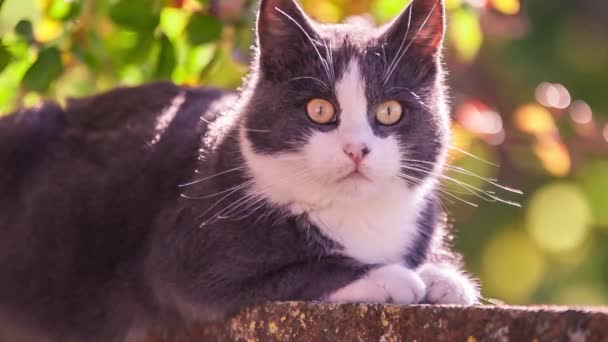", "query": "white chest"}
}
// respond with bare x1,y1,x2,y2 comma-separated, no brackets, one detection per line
305,186,425,265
